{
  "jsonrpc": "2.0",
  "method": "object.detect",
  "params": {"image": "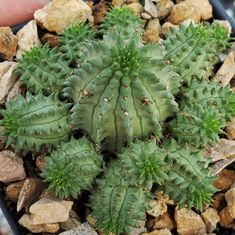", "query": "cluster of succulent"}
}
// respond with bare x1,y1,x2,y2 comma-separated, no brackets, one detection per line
0,7,234,235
